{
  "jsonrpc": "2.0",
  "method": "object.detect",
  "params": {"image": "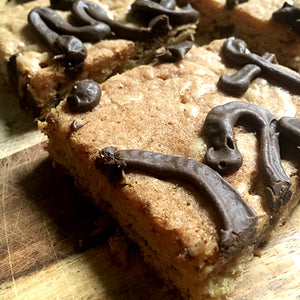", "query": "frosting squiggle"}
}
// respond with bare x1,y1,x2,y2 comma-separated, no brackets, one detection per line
28,7,110,64
218,52,276,96
204,101,292,212
71,0,170,41
131,0,199,25
221,37,300,94
95,146,258,255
